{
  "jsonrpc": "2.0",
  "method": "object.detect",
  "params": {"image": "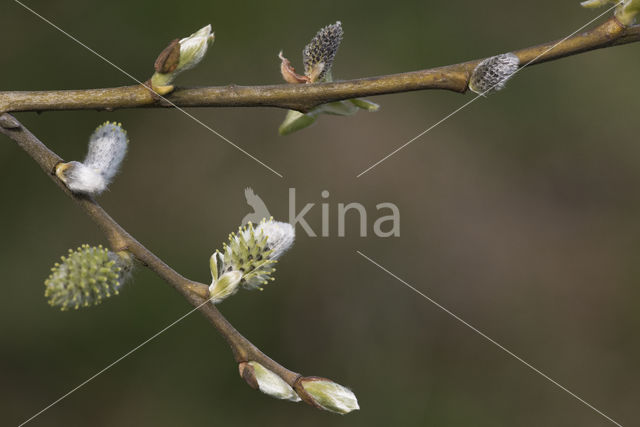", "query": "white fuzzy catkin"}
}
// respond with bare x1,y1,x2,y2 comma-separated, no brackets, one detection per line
248,220,295,261
58,161,107,195
85,122,128,182
469,53,520,95
56,122,128,196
